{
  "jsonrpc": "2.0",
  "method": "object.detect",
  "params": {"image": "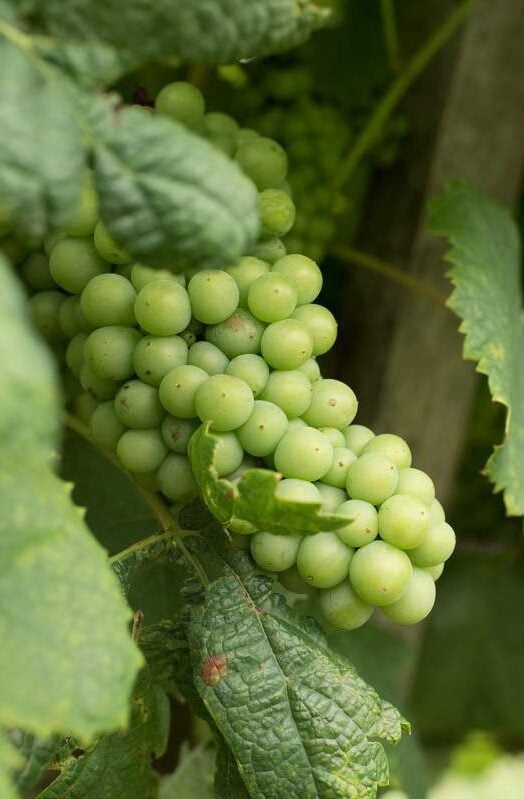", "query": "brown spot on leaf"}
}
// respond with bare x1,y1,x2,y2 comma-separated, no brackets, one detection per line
201,654,228,686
